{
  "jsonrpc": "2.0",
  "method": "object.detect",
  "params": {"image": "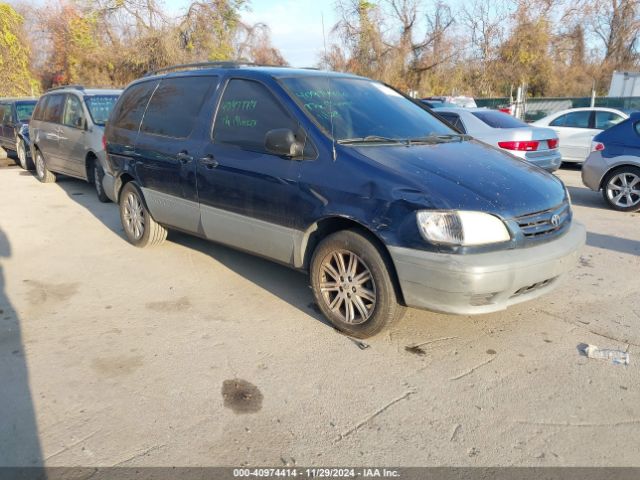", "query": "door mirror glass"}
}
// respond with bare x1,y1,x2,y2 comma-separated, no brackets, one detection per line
265,129,304,157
